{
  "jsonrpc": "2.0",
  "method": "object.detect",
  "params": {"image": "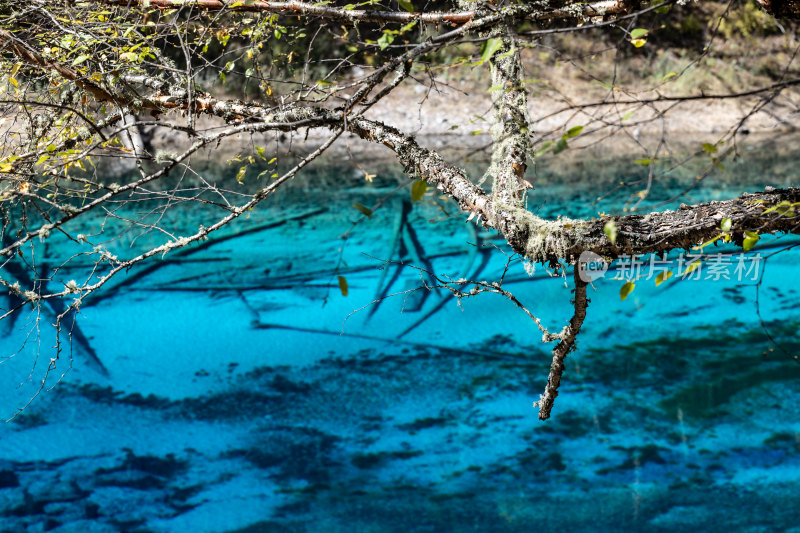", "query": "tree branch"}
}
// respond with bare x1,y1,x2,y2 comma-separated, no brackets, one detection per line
99,0,638,25
536,265,589,420
486,28,531,208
